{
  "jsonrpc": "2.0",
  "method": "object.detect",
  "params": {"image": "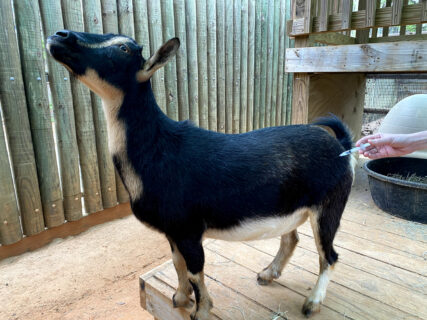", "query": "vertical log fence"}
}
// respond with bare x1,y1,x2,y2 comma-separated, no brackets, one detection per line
0,0,293,247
